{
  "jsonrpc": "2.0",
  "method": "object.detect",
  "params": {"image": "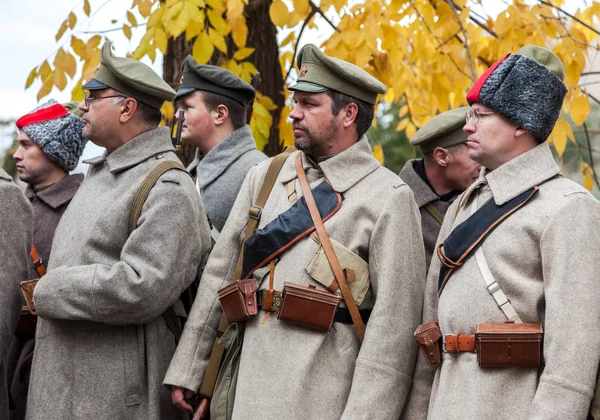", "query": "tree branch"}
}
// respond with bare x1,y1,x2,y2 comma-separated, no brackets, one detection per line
80,23,147,34
582,71,600,76
583,121,600,188
539,0,600,37
446,0,476,81
588,92,600,107
283,7,318,84
309,1,340,33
